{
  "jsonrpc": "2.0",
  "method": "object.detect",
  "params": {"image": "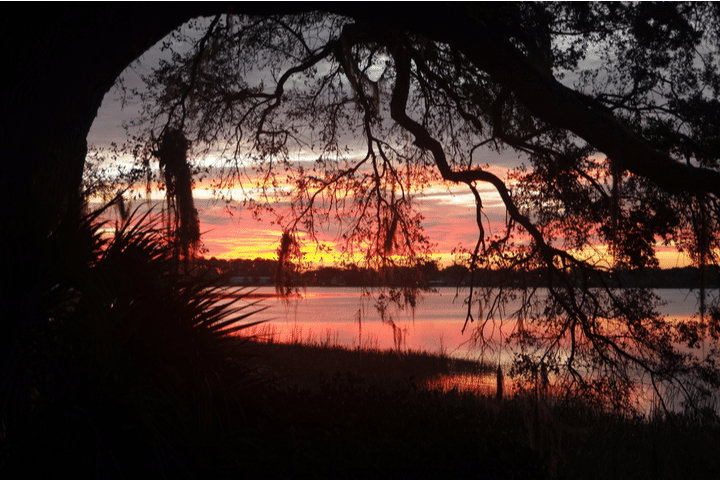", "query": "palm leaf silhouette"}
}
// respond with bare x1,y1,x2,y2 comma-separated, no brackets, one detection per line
2,199,269,477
